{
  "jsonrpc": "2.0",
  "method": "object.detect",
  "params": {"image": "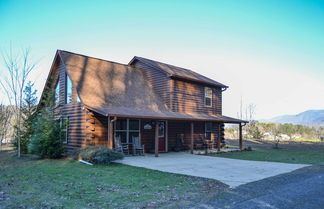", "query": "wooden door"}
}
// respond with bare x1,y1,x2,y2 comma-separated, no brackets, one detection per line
158,121,166,152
